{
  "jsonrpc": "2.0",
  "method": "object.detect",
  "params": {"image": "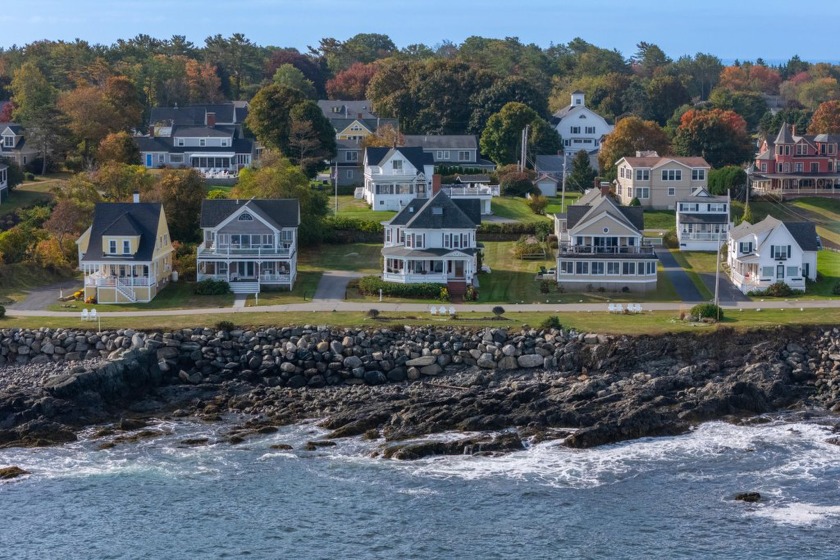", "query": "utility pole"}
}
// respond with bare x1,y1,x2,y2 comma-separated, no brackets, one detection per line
519,125,530,173
334,160,338,216
561,152,568,213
